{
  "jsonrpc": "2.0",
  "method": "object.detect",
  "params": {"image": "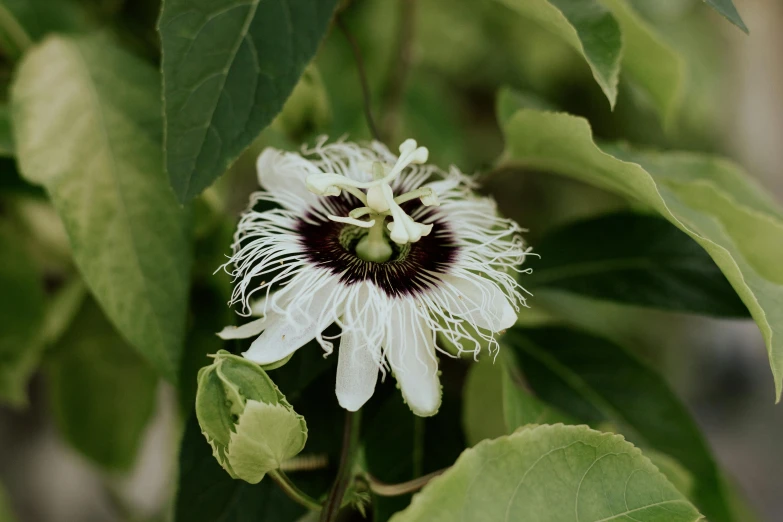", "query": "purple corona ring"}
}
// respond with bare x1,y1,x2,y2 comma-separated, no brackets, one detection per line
218,138,531,416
